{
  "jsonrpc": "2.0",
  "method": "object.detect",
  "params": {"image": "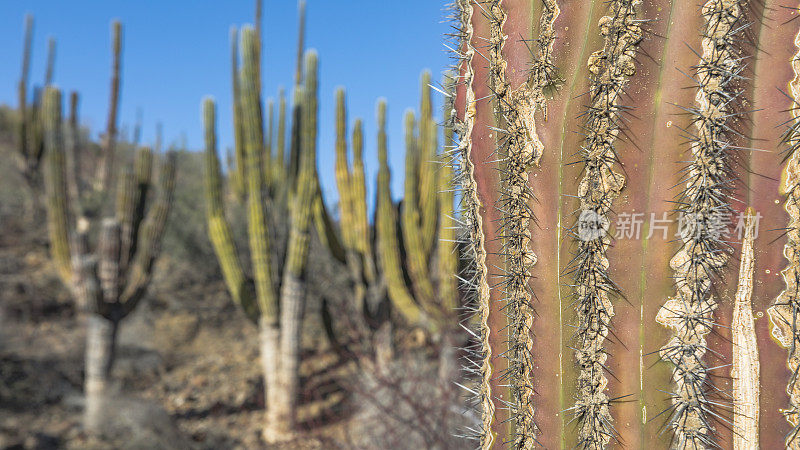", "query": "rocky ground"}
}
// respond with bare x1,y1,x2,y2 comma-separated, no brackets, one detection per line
0,215,467,450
